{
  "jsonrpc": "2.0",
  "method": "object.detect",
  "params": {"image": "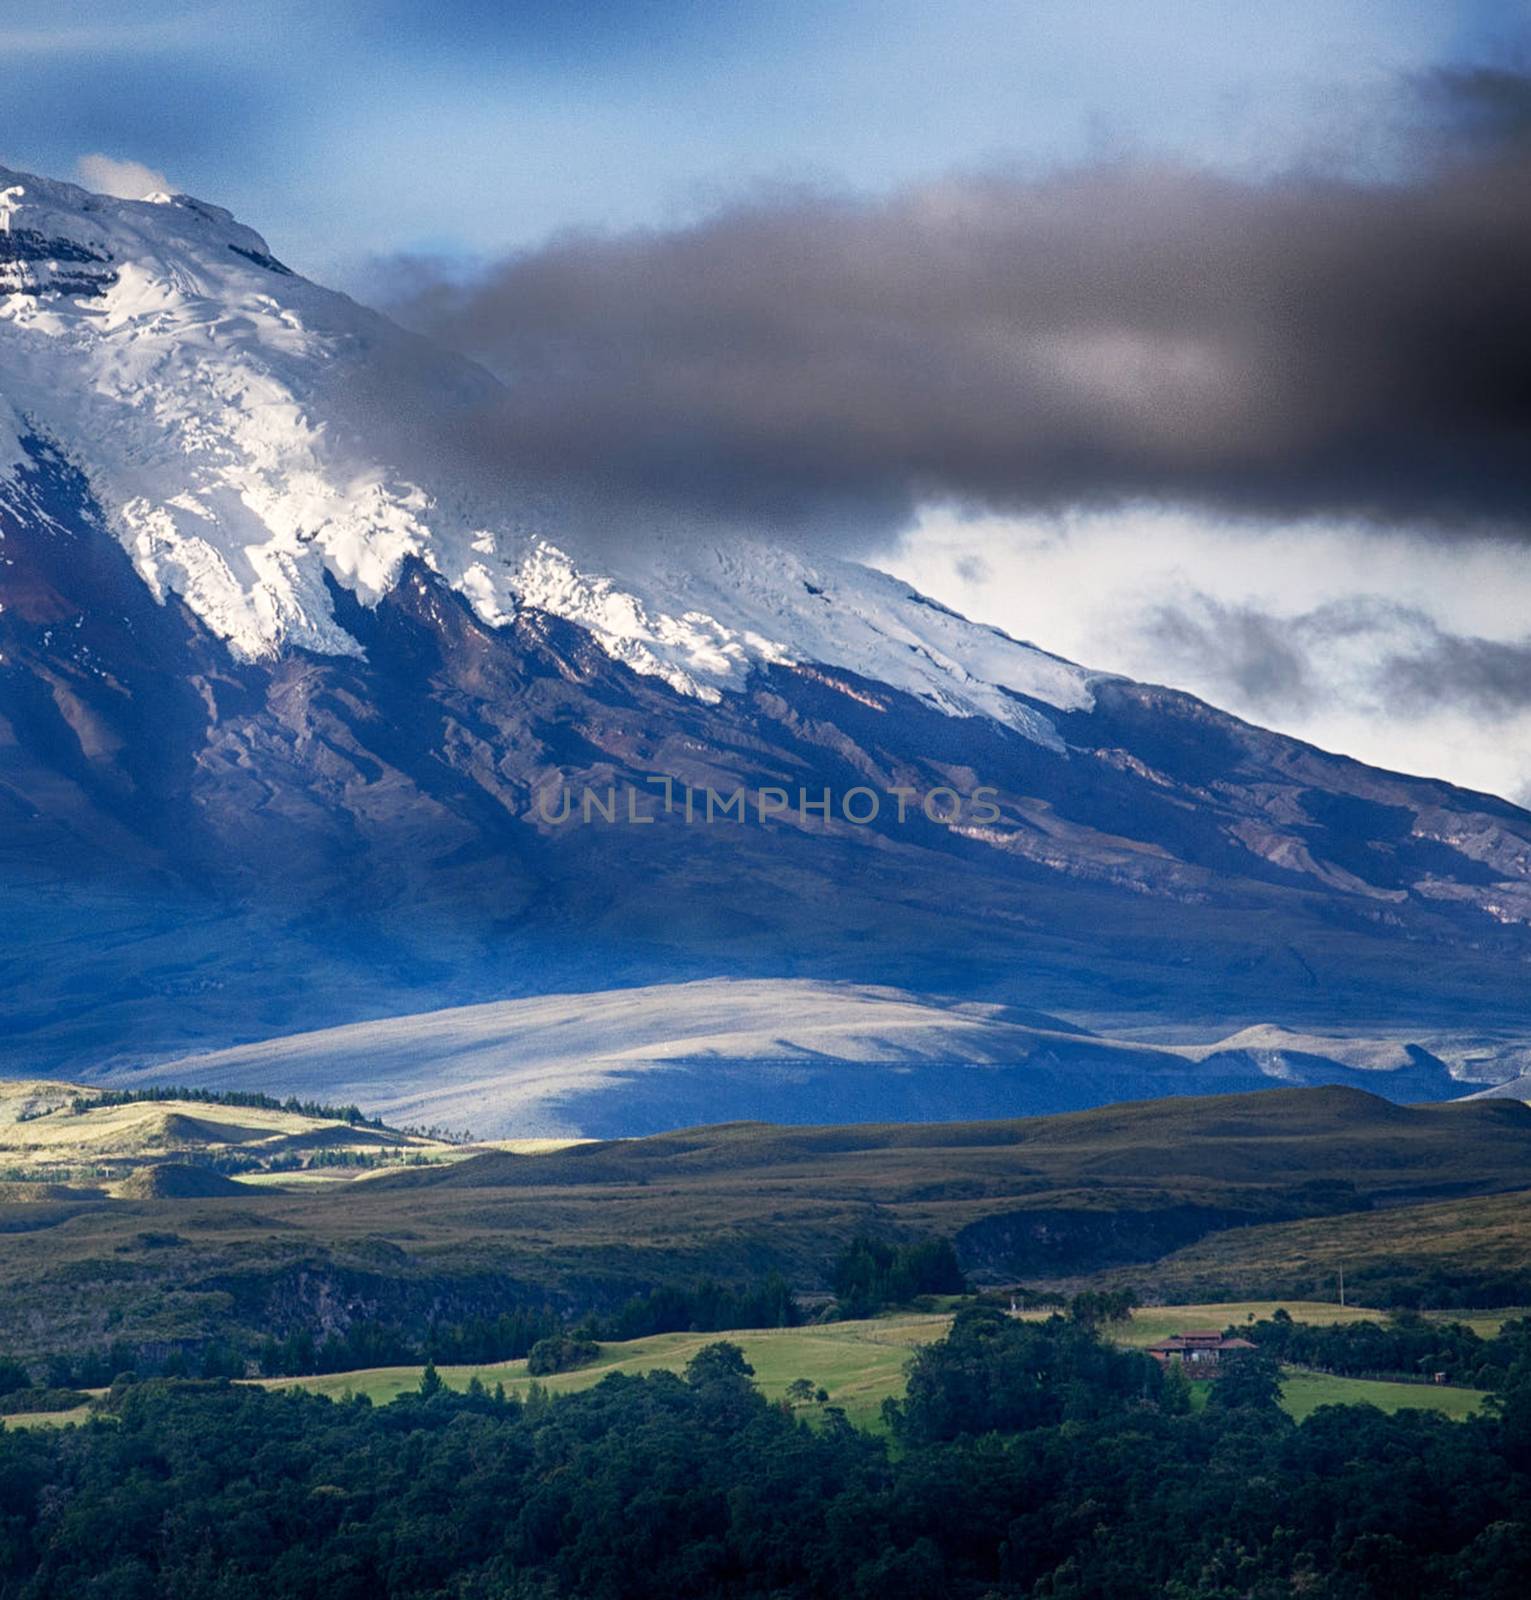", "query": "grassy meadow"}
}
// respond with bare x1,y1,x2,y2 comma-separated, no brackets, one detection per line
0,1405,94,1431
250,1301,1492,1433
261,1312,953,1432
1279,1370,1488,1422
0,1078,460,1188
4,1301,1502,1434
1105,1300,1382,1346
